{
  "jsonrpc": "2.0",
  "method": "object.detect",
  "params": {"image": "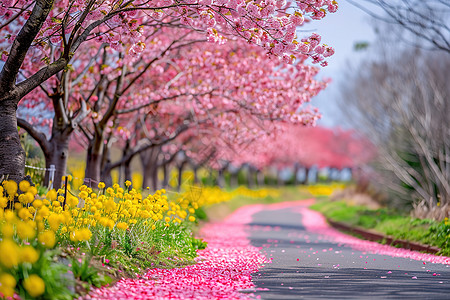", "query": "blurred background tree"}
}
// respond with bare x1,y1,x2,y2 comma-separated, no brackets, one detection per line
347,0,450,53
339,45,449,219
